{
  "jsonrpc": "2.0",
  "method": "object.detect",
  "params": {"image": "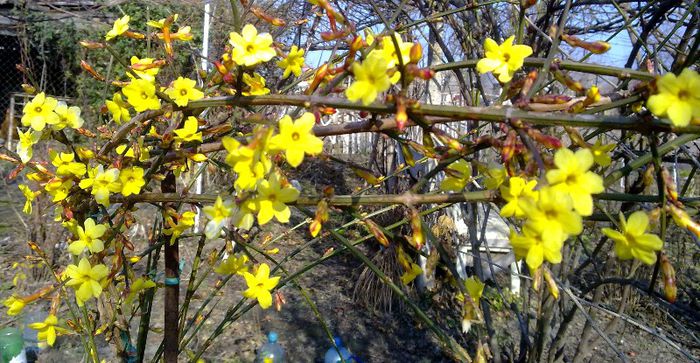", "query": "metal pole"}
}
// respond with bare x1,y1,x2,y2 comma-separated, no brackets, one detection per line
194,0,212,233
